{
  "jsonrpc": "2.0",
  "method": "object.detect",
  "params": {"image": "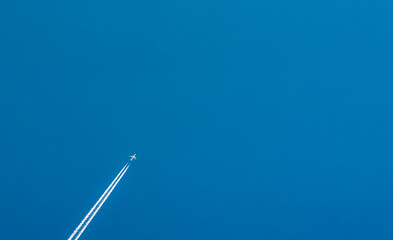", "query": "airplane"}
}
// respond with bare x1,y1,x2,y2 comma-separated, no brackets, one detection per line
129,154,136,161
